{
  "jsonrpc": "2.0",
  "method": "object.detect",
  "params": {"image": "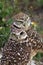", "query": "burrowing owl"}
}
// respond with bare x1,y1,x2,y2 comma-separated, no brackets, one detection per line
12,12,43,59
1,12,43,65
